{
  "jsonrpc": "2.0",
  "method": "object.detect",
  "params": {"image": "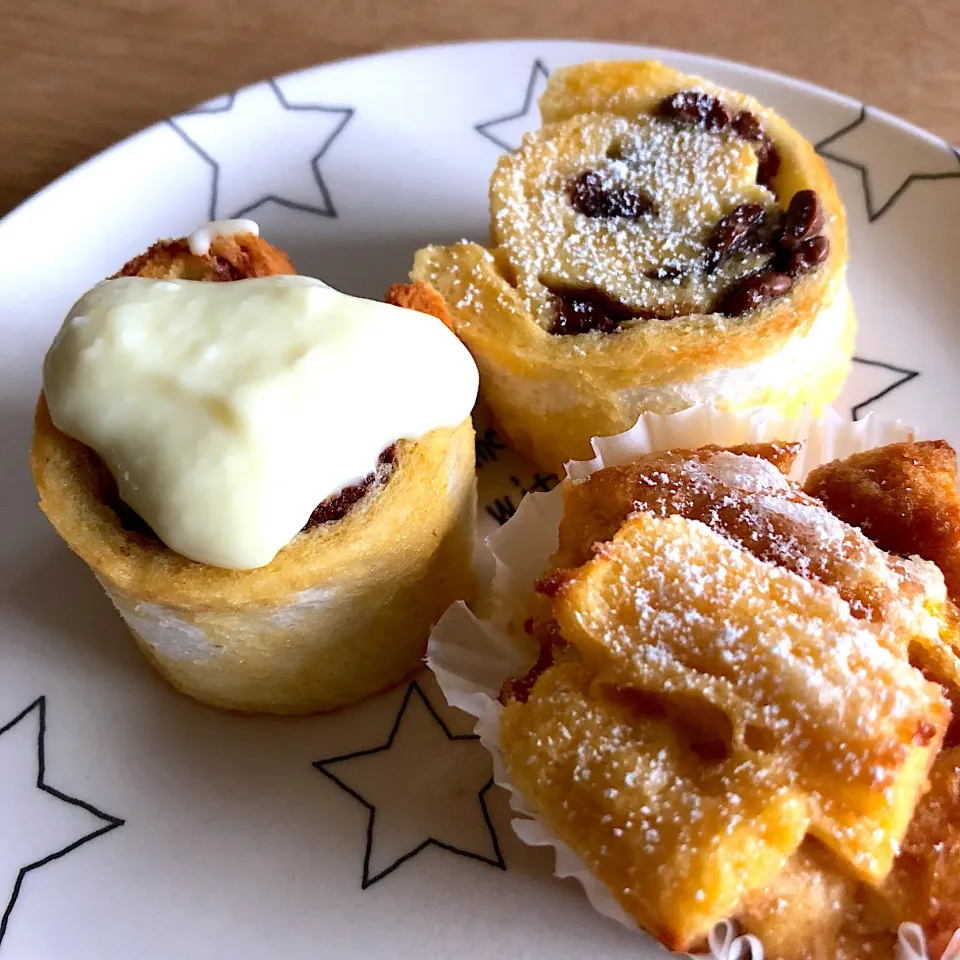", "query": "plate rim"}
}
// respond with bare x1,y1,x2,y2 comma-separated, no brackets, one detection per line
1,37,954,236
0,37,956,960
